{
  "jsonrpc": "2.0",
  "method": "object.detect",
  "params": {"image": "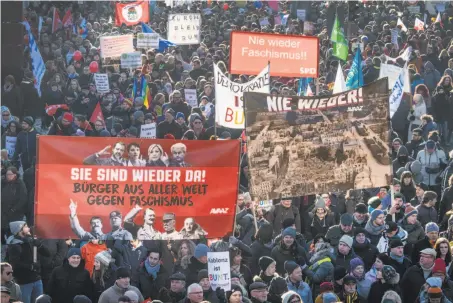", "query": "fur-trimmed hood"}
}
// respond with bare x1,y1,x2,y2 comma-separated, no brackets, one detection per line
383,272,400,285
381,290,402,303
